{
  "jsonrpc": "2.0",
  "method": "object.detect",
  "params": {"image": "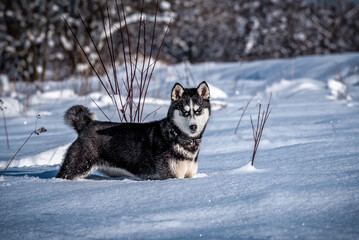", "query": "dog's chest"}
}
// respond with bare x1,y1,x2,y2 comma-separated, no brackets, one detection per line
169,143,199,178
169,159,198,179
